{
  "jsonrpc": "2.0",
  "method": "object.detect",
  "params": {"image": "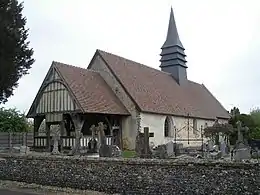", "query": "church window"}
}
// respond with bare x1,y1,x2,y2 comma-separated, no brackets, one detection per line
164,116,172,137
